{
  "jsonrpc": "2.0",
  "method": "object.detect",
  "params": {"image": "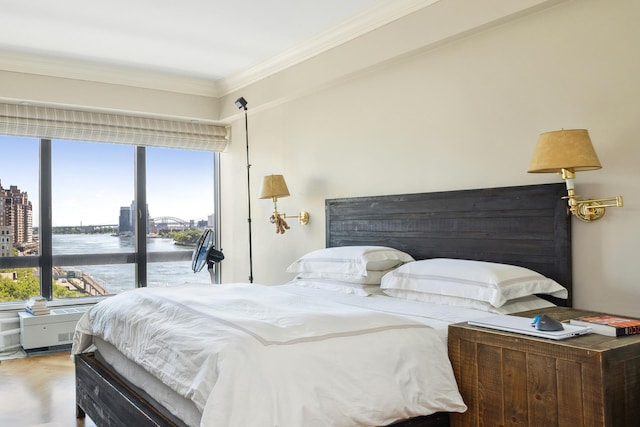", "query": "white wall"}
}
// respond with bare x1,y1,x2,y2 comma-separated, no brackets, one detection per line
220,0,640,316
